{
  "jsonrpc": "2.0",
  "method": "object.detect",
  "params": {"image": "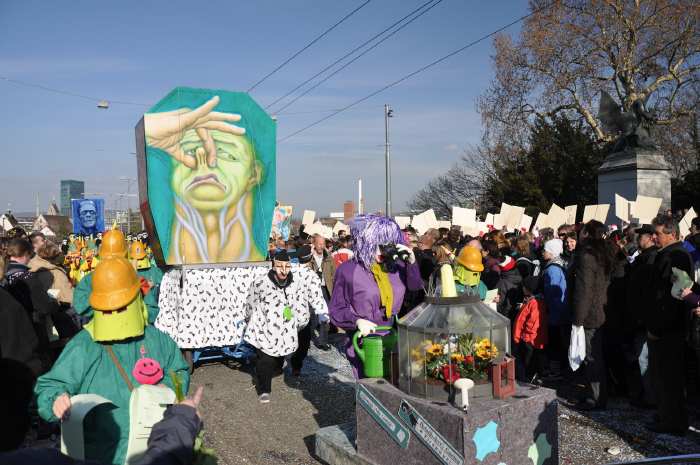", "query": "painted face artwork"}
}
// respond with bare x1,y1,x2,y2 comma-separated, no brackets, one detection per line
79,201,97,228
132,345,164,385
72,199,105,235
139,88,276,266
